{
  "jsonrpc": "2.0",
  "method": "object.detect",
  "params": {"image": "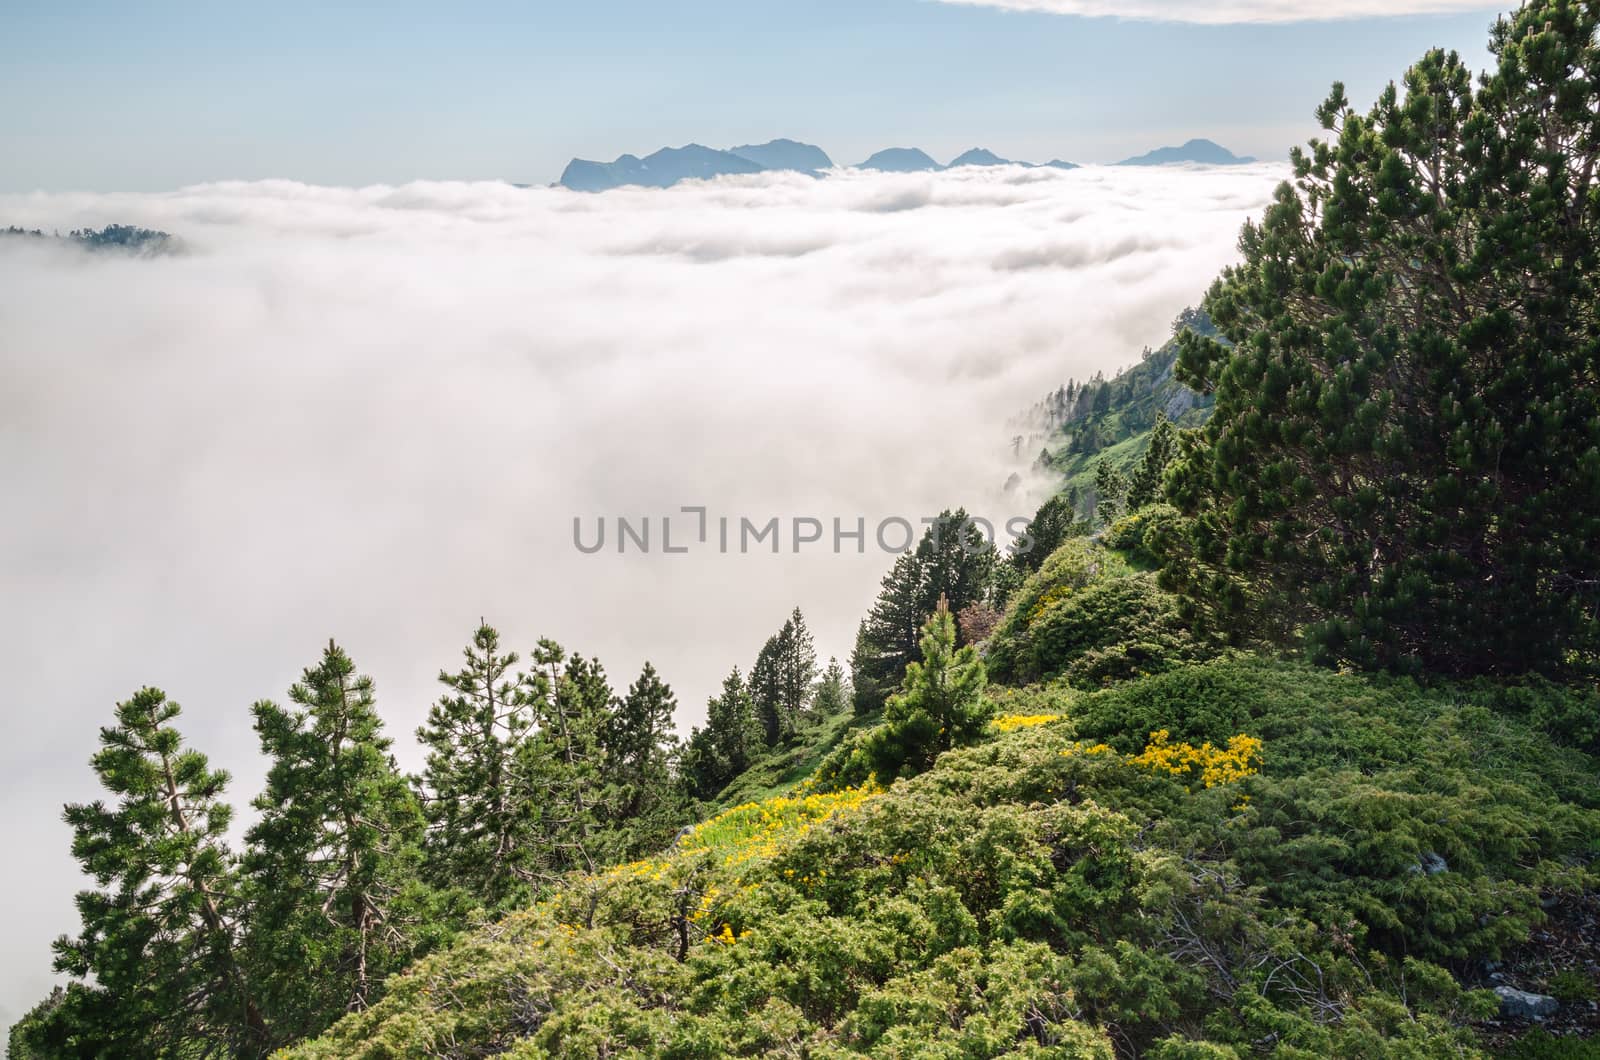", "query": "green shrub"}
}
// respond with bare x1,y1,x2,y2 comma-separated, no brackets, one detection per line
1548,969,1597,1005
284,656,1600,1058
1028,572,1205,687
1101,504,1186,568
1467,678,1600,754
1501,1029,1600,1060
